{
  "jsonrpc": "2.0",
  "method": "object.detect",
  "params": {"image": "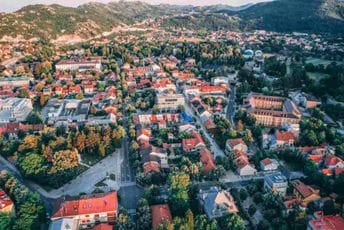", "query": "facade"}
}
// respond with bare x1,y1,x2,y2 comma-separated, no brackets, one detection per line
264,173,288,196
260,158,279,171
226,138,248,153
199,186,238,219
200,148,216,173
0,97,33,123
308,211,344,230
0,77,32,88
56,57,102,72
244,93,301,127
51,192,118,228
156,93,185,110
